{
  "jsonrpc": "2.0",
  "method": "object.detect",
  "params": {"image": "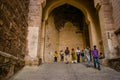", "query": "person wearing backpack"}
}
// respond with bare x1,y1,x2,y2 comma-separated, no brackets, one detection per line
64,47,70,64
